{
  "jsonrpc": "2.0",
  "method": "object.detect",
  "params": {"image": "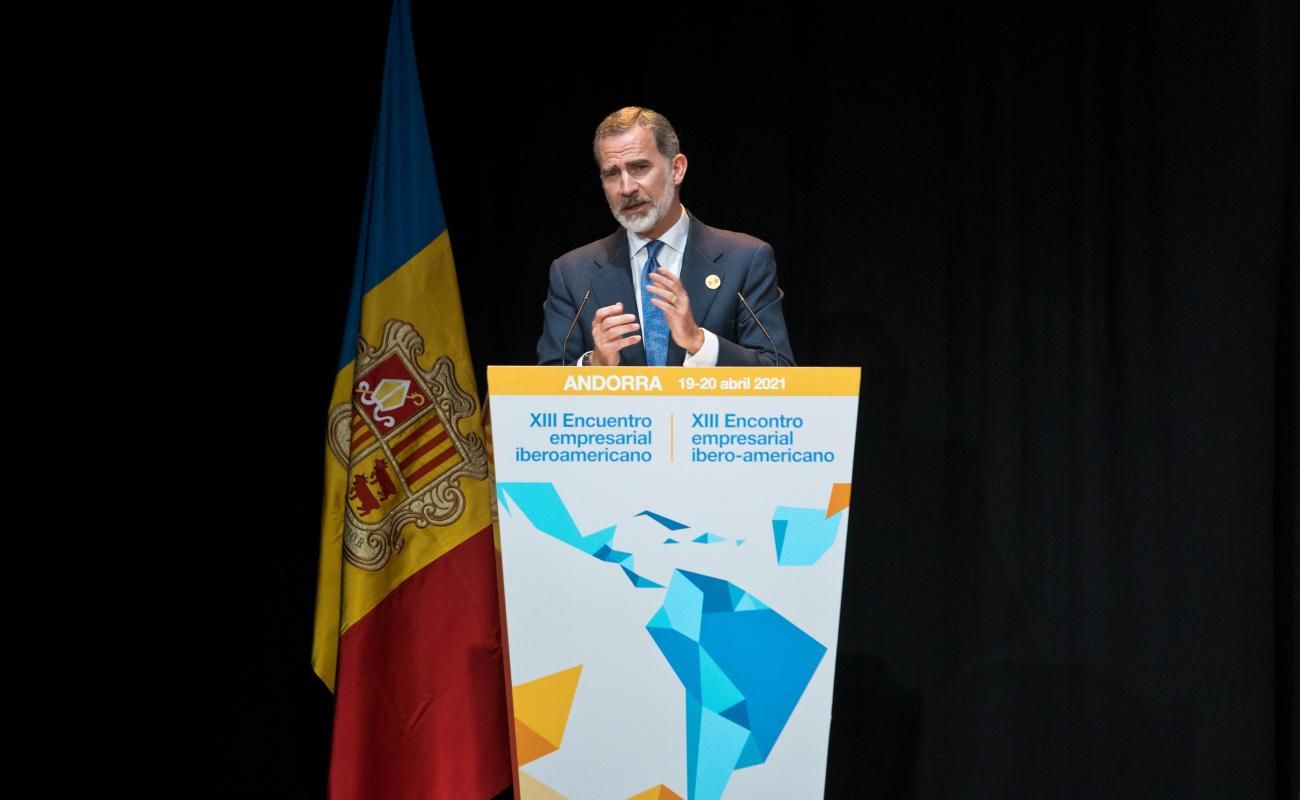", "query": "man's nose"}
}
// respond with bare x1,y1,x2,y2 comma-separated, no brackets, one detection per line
619,173,639,195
